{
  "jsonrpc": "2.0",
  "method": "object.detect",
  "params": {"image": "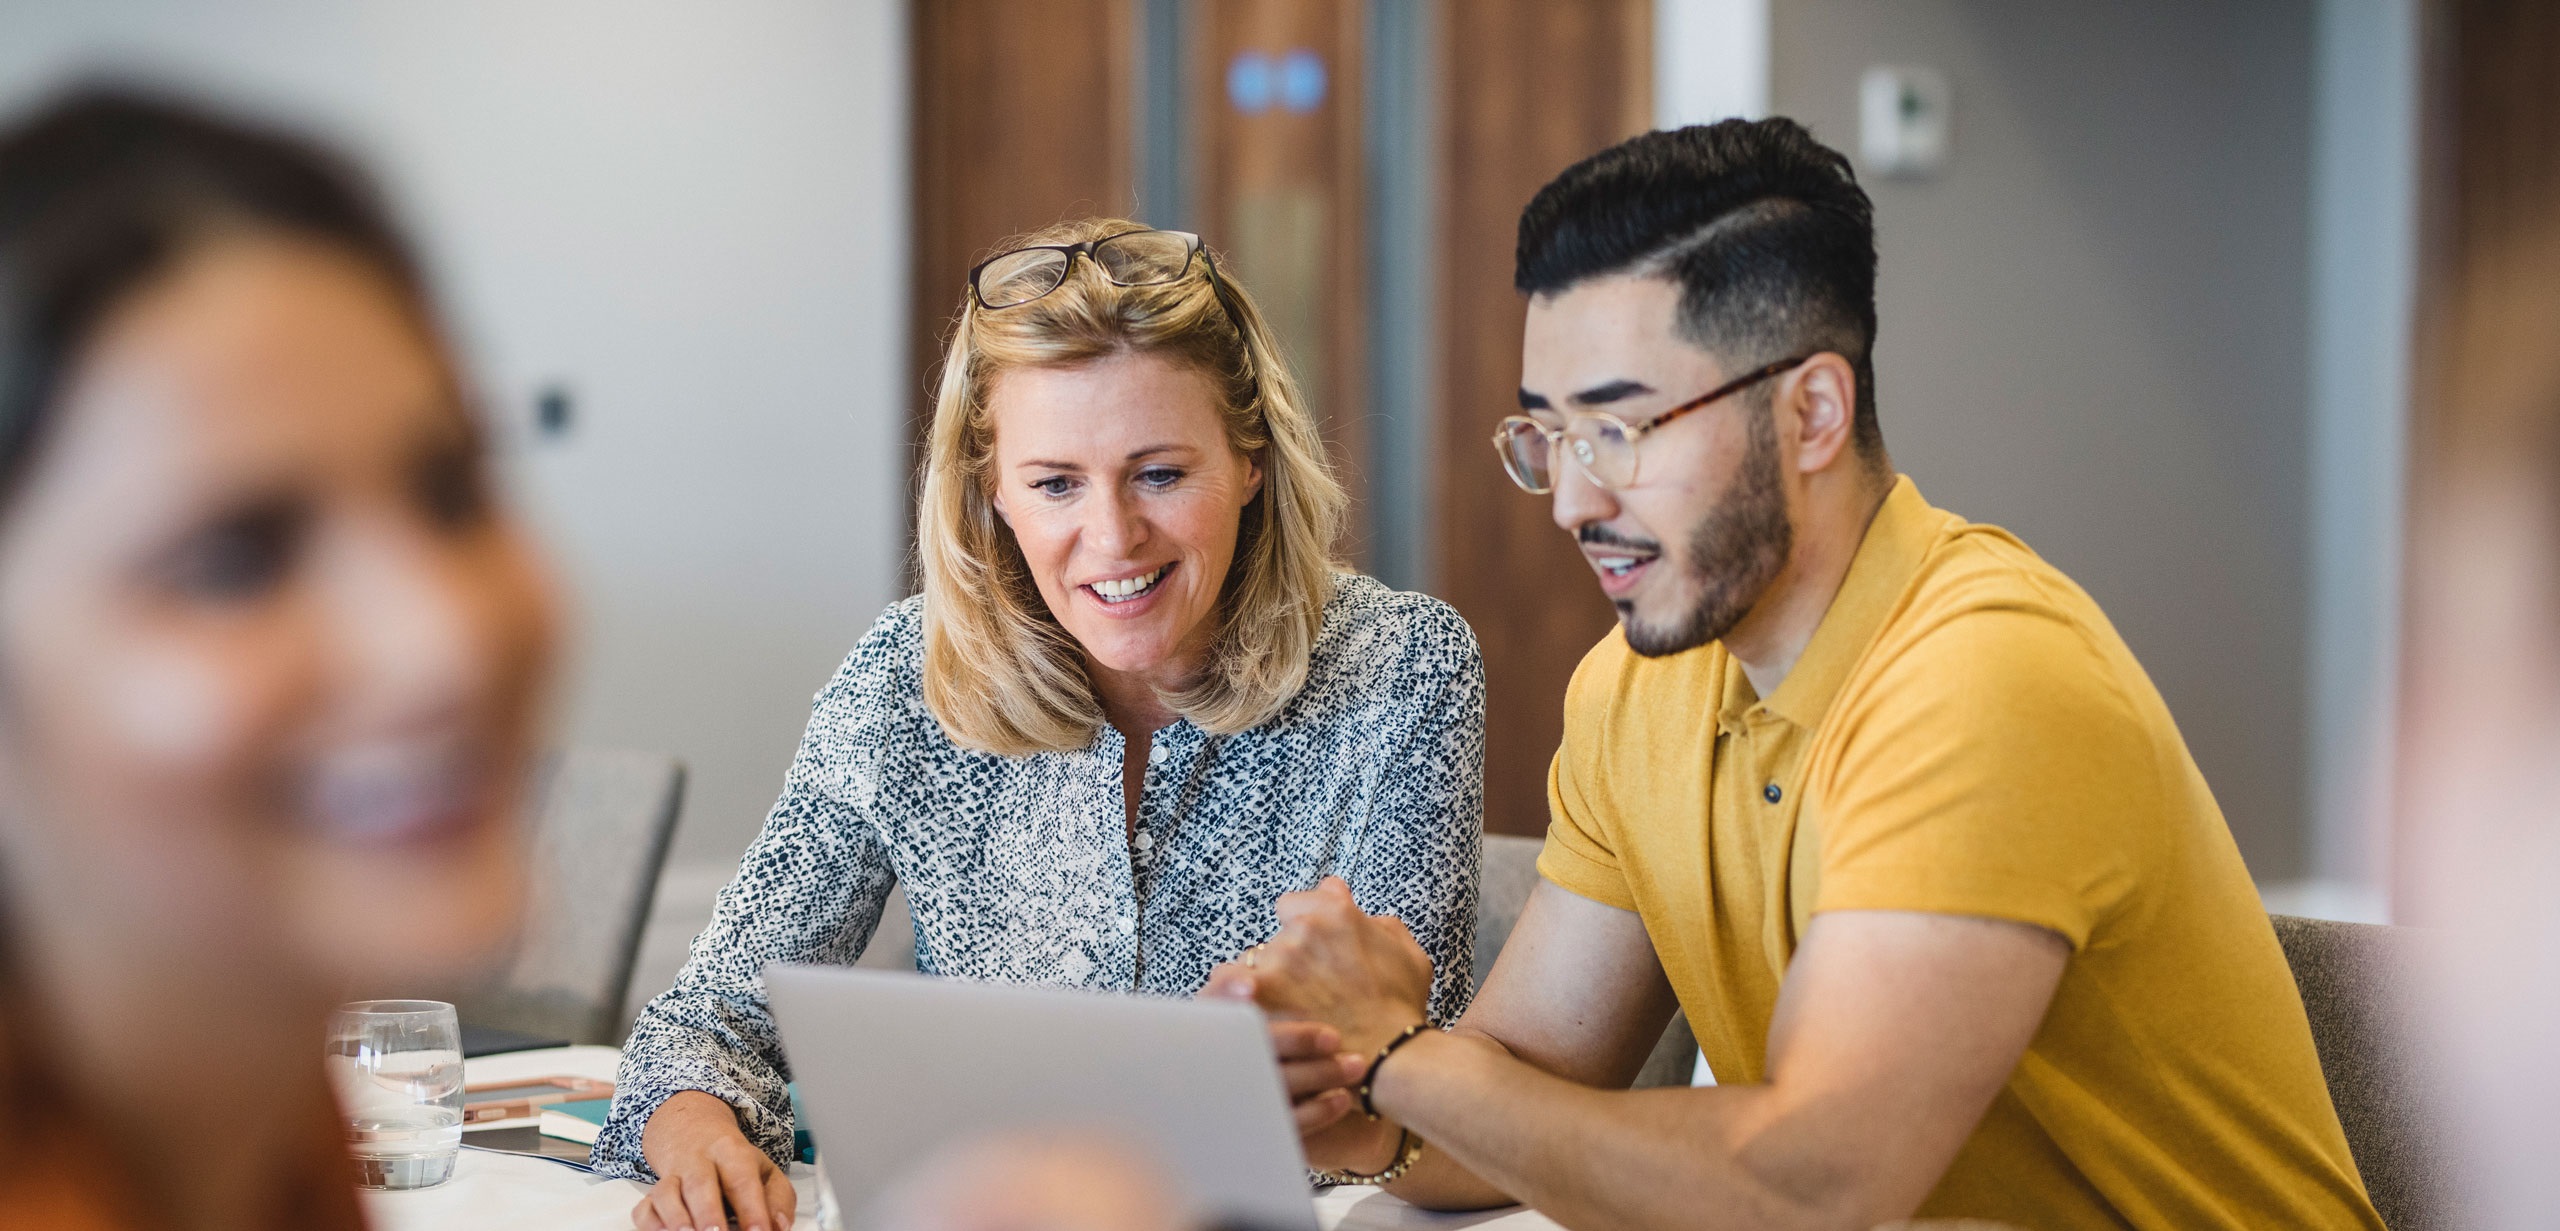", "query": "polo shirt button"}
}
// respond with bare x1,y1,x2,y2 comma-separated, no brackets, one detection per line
1764,783,1783,804
1147,743,1169,766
